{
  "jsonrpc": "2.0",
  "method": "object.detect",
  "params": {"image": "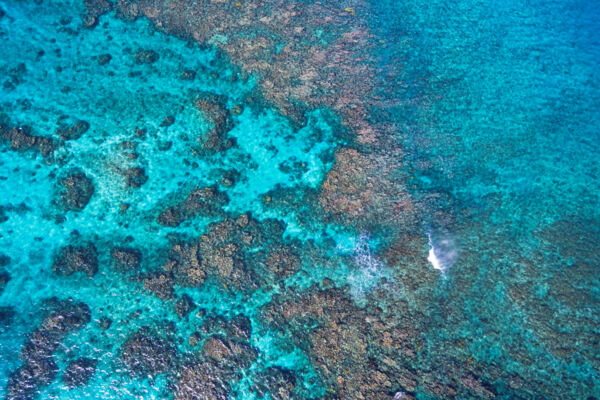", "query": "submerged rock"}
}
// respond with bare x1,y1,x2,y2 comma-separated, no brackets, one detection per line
53,243,99,277
180,69,196,80
157,185,229,227
110,246,142,272
201,335,257,370
160,115,175,127
0,253,10,266
252,367,297,400
6,358,59,400
174,294,195,318
98,316,112,330
0,270,10,294
194,92,235,153
120,327,177,377
142,271,175,299
56,170,95,211
219,169,240,188
0,306,15,325
134,49,159,64
157,140,172,151
265,246,301,279
97,53,112,65
63,358,97,388
122,167,148,188
55,119,90,140
81,14,99,28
